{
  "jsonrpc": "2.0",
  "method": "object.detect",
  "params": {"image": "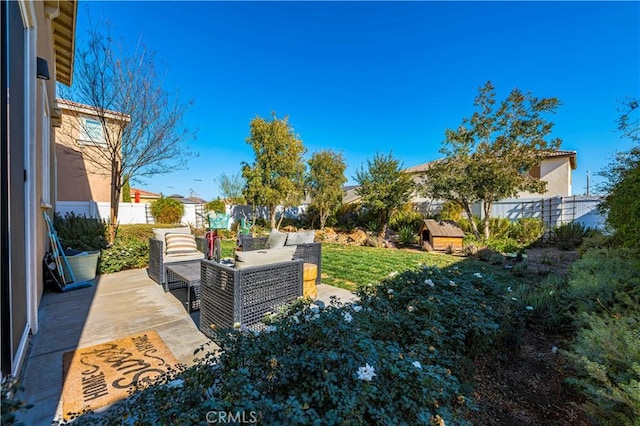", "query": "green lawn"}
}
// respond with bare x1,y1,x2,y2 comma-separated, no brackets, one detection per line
221,240,527,292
